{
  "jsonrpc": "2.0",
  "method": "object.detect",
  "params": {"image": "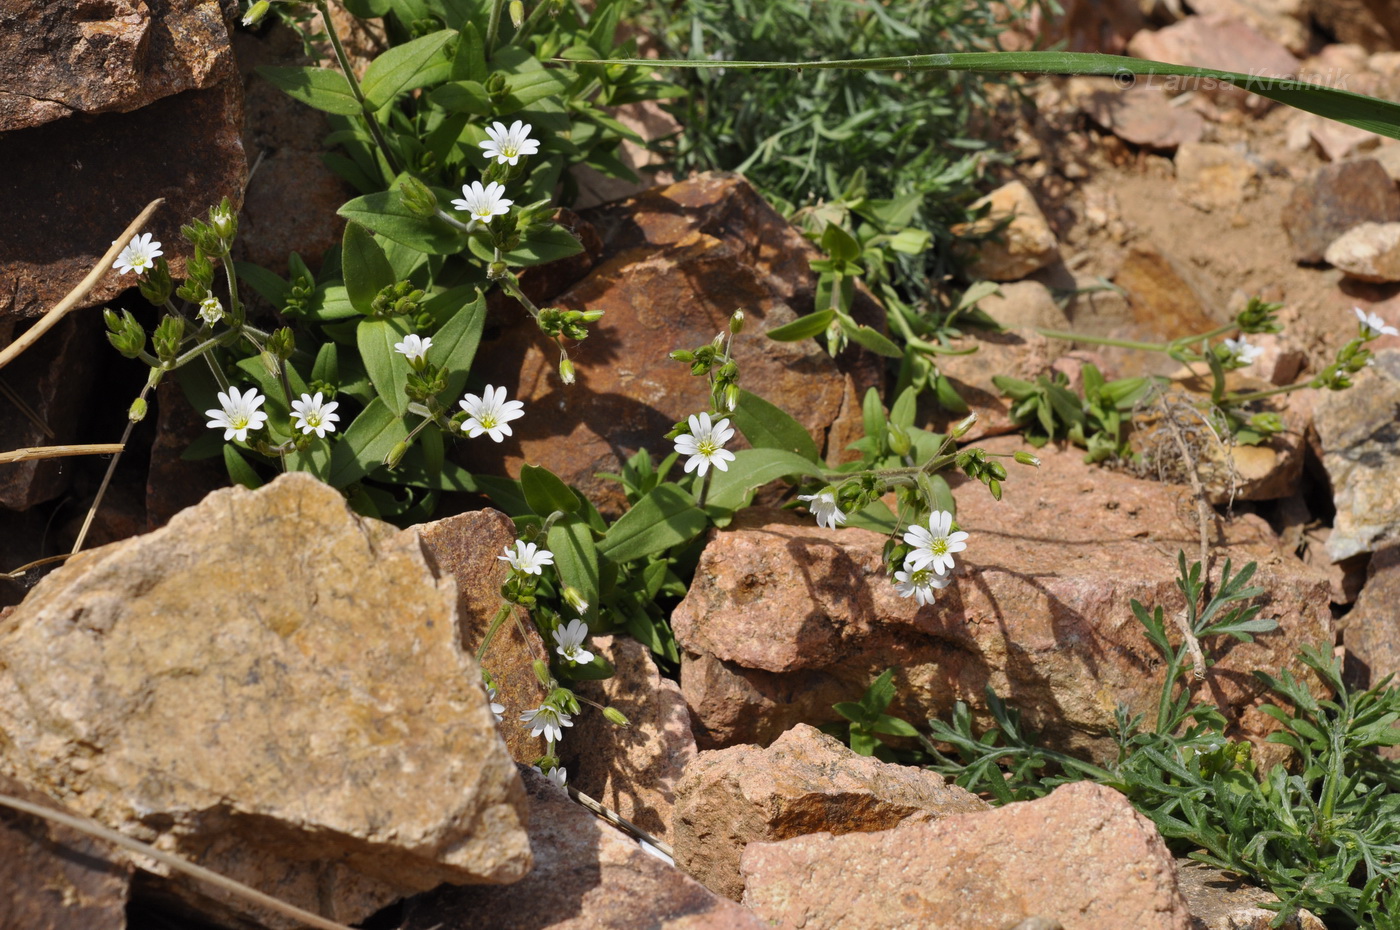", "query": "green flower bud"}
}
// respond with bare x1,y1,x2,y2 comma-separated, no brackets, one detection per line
398,176,439,218
241,0,270,26
729,309,746,334
581,309,605,323
488,261,509,281
128,397,148,423
886,423,912,457
384,441,409,469
988,478,1002,501
951,412,979,438
669,349,695,362
723,382,740,413
602,706,630,727
988,461,1008,481
559,355,576,385
509,0,524,27
152,314,185,365
561,586,589,614
137,258,174,306
210,199,237,241
266,326,296,361
1013,451,1041,467
532,659,552,687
